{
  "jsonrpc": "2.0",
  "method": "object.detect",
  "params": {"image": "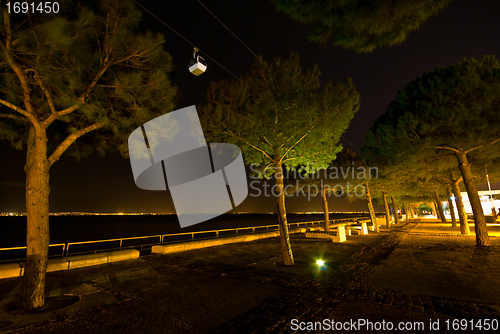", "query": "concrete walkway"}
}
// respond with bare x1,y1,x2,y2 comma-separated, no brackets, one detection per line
1,220,499,333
